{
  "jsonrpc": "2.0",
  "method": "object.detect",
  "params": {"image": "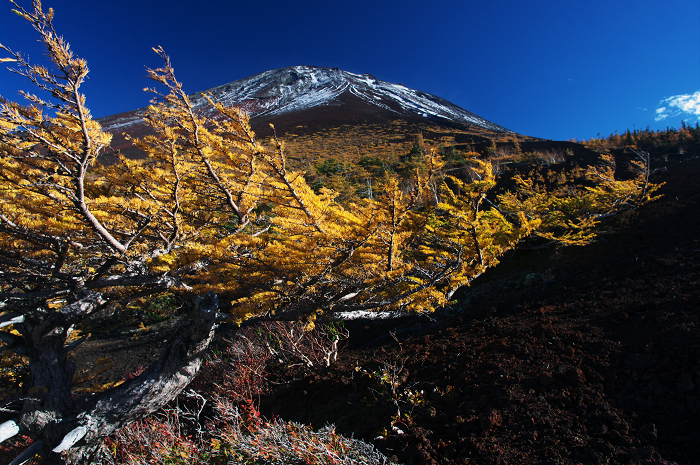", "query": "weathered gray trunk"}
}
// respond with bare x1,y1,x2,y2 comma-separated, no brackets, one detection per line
7,292,218,465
